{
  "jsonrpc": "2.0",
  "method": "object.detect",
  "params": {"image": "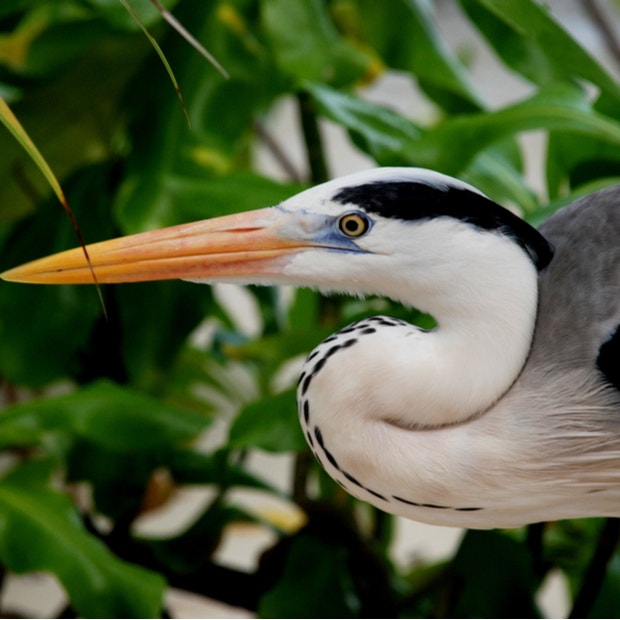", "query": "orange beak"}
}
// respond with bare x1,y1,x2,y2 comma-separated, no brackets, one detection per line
1,208,311,285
